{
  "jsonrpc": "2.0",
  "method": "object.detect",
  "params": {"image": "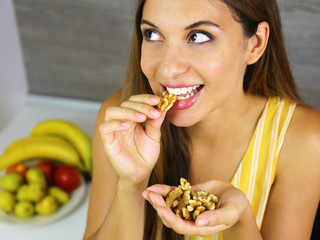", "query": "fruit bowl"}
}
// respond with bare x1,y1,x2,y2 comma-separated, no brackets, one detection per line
0,172,87,227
